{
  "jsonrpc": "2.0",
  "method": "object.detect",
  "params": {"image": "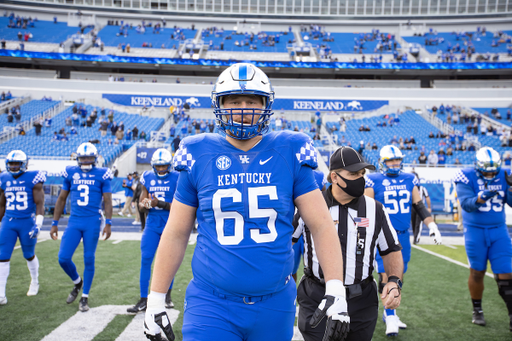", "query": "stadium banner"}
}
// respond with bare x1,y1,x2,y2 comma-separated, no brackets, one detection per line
1,50,511,71
136,147,159,164
103,94,388,111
